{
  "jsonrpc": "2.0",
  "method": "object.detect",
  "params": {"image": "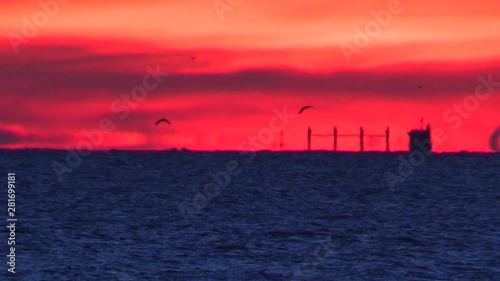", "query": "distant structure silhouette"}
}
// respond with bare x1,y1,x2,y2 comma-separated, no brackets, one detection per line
490,127,500,152
408,124,432,153
279,129,284,150
307,126,390,152
155,118,171,125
